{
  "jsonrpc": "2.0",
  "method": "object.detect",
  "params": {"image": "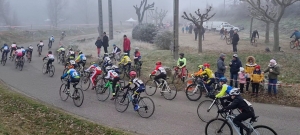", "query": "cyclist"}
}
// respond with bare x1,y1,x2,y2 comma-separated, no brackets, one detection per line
290,29,300,45
67,48,75,62
112,65,120,74
26,45,33,57
104,66,120,100
112,44,121,60
119,53,132,72
75,51,87,68
42,51,55,73
251,30,259,43
150,61,167,88
85,62,102,90
20,46,26,57
49,35,55,48
218,89,255,135
102,53,112,71
215,77,233,107
0,44,10,63
200,63,215,95
191,64,204,77
10,42,17,58
37,40,44,53
176,53,187,79
15,47,23,62
61,65,80,97
57,46,66,59
133,47,141,66
123,71,145,111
